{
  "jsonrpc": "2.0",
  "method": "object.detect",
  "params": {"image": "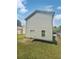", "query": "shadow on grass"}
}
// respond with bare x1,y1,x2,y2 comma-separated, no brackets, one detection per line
32,37,57,45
